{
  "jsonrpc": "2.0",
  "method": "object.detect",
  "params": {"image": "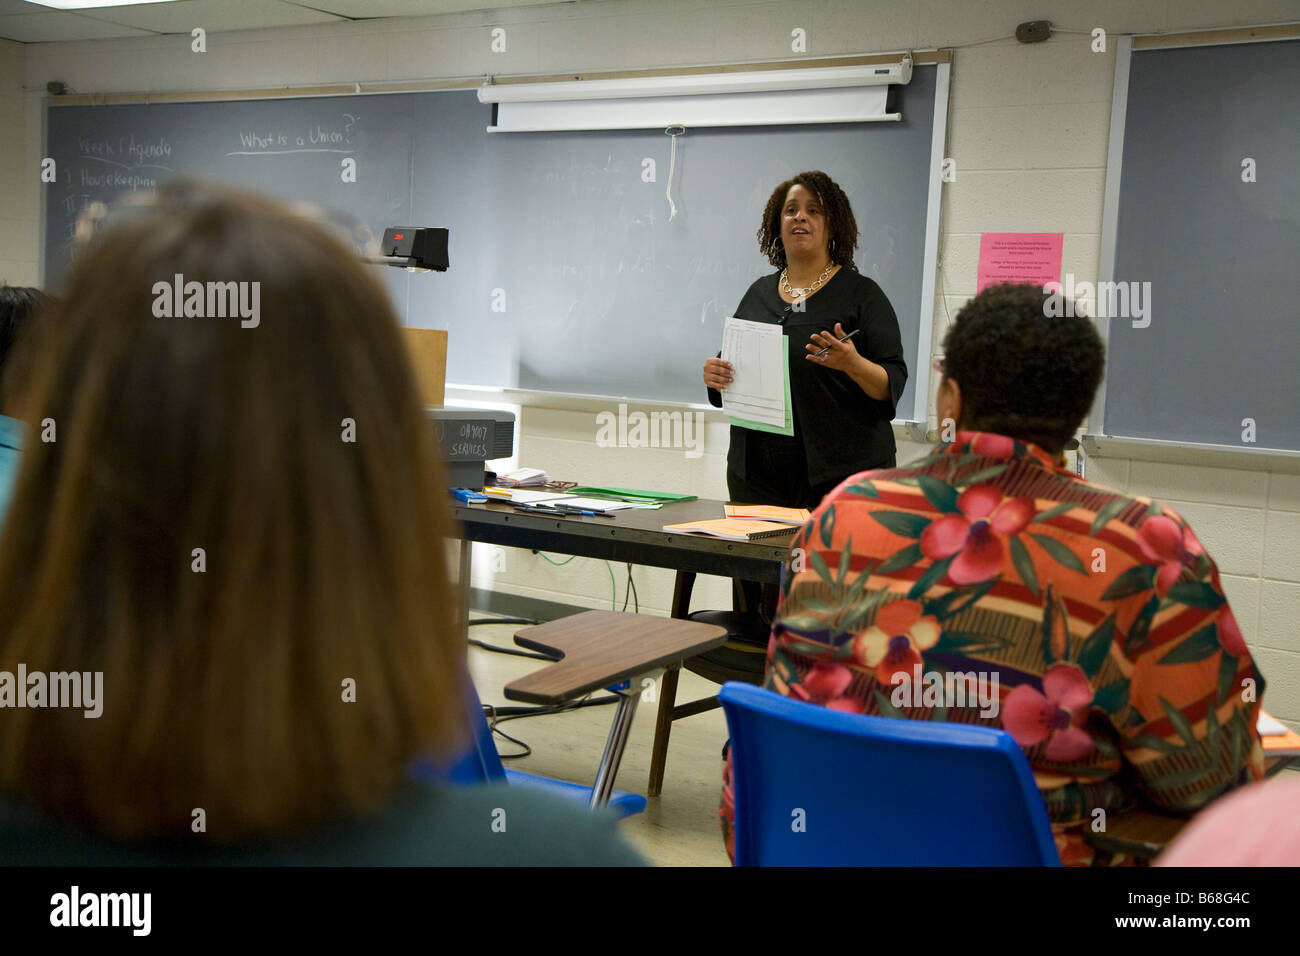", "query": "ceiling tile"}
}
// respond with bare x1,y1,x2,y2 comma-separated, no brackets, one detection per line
0,12,154,42
297,0,561,18
82,0,343,33
0,0,579,44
